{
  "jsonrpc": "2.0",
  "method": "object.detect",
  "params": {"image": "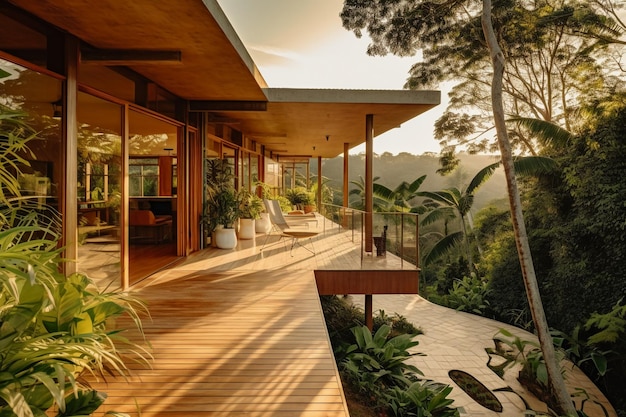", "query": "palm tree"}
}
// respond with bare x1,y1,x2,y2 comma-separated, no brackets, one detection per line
348,175,380,210
373,175,427,213
419,156,556,268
